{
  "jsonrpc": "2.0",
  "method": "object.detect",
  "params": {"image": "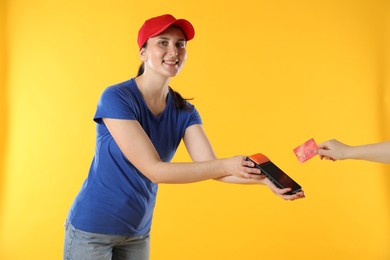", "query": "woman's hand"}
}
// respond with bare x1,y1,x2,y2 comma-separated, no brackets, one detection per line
262,178,305,201
222,156,264,179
